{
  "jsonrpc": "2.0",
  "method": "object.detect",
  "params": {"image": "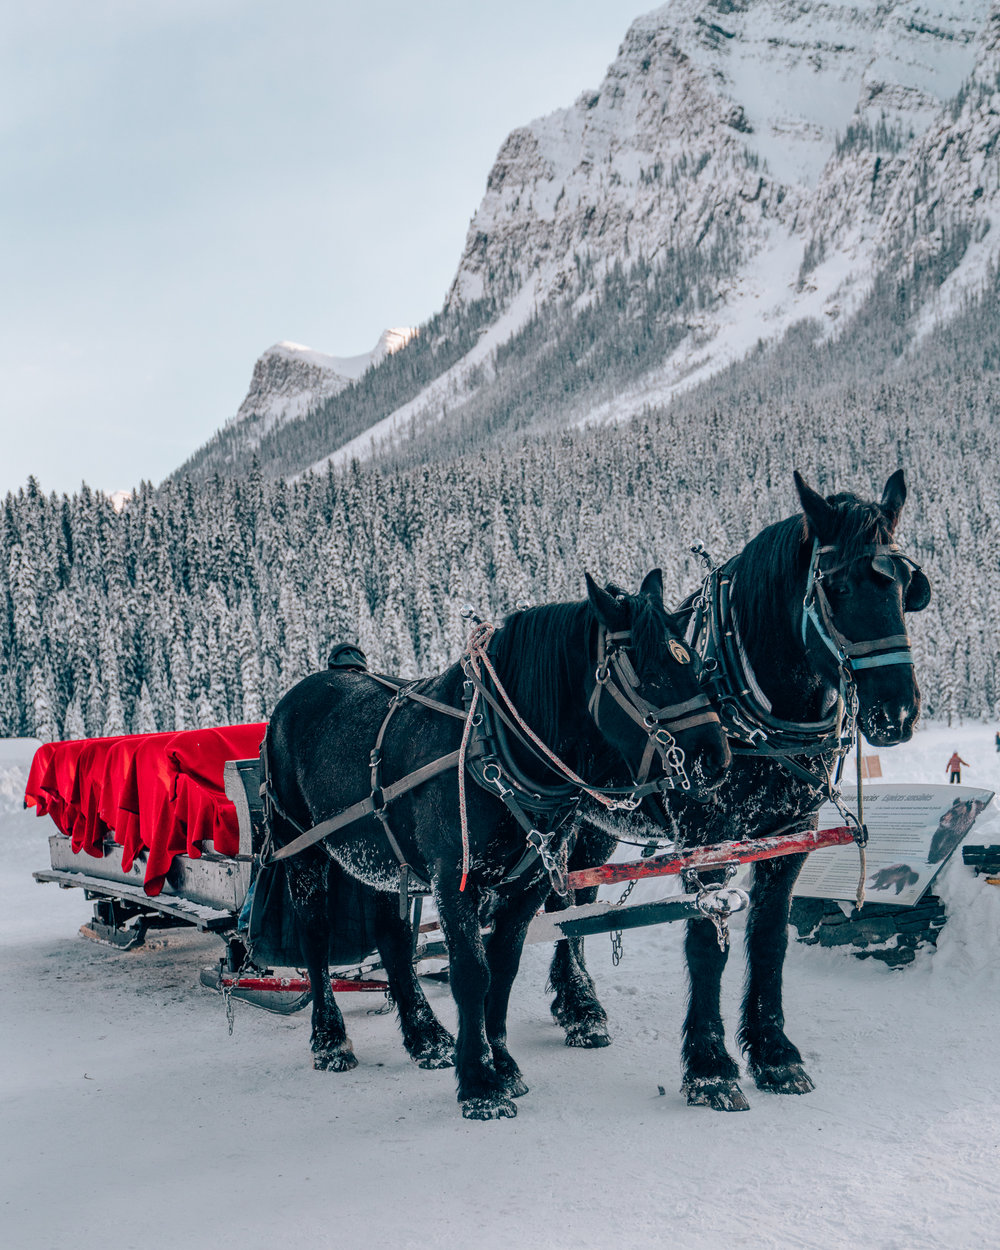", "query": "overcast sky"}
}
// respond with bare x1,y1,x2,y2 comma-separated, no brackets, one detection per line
0,1,636,499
